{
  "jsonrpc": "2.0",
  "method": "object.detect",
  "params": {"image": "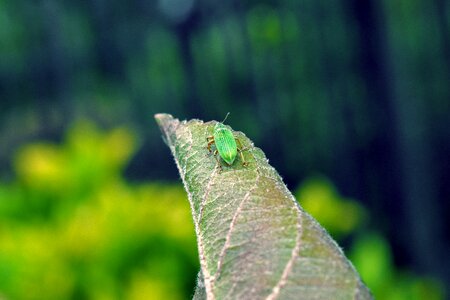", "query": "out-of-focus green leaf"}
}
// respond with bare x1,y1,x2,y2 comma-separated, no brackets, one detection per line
350,233,394,294
0,122,198,299
350,233,445,300
155,113,372,299
295,176,367,238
